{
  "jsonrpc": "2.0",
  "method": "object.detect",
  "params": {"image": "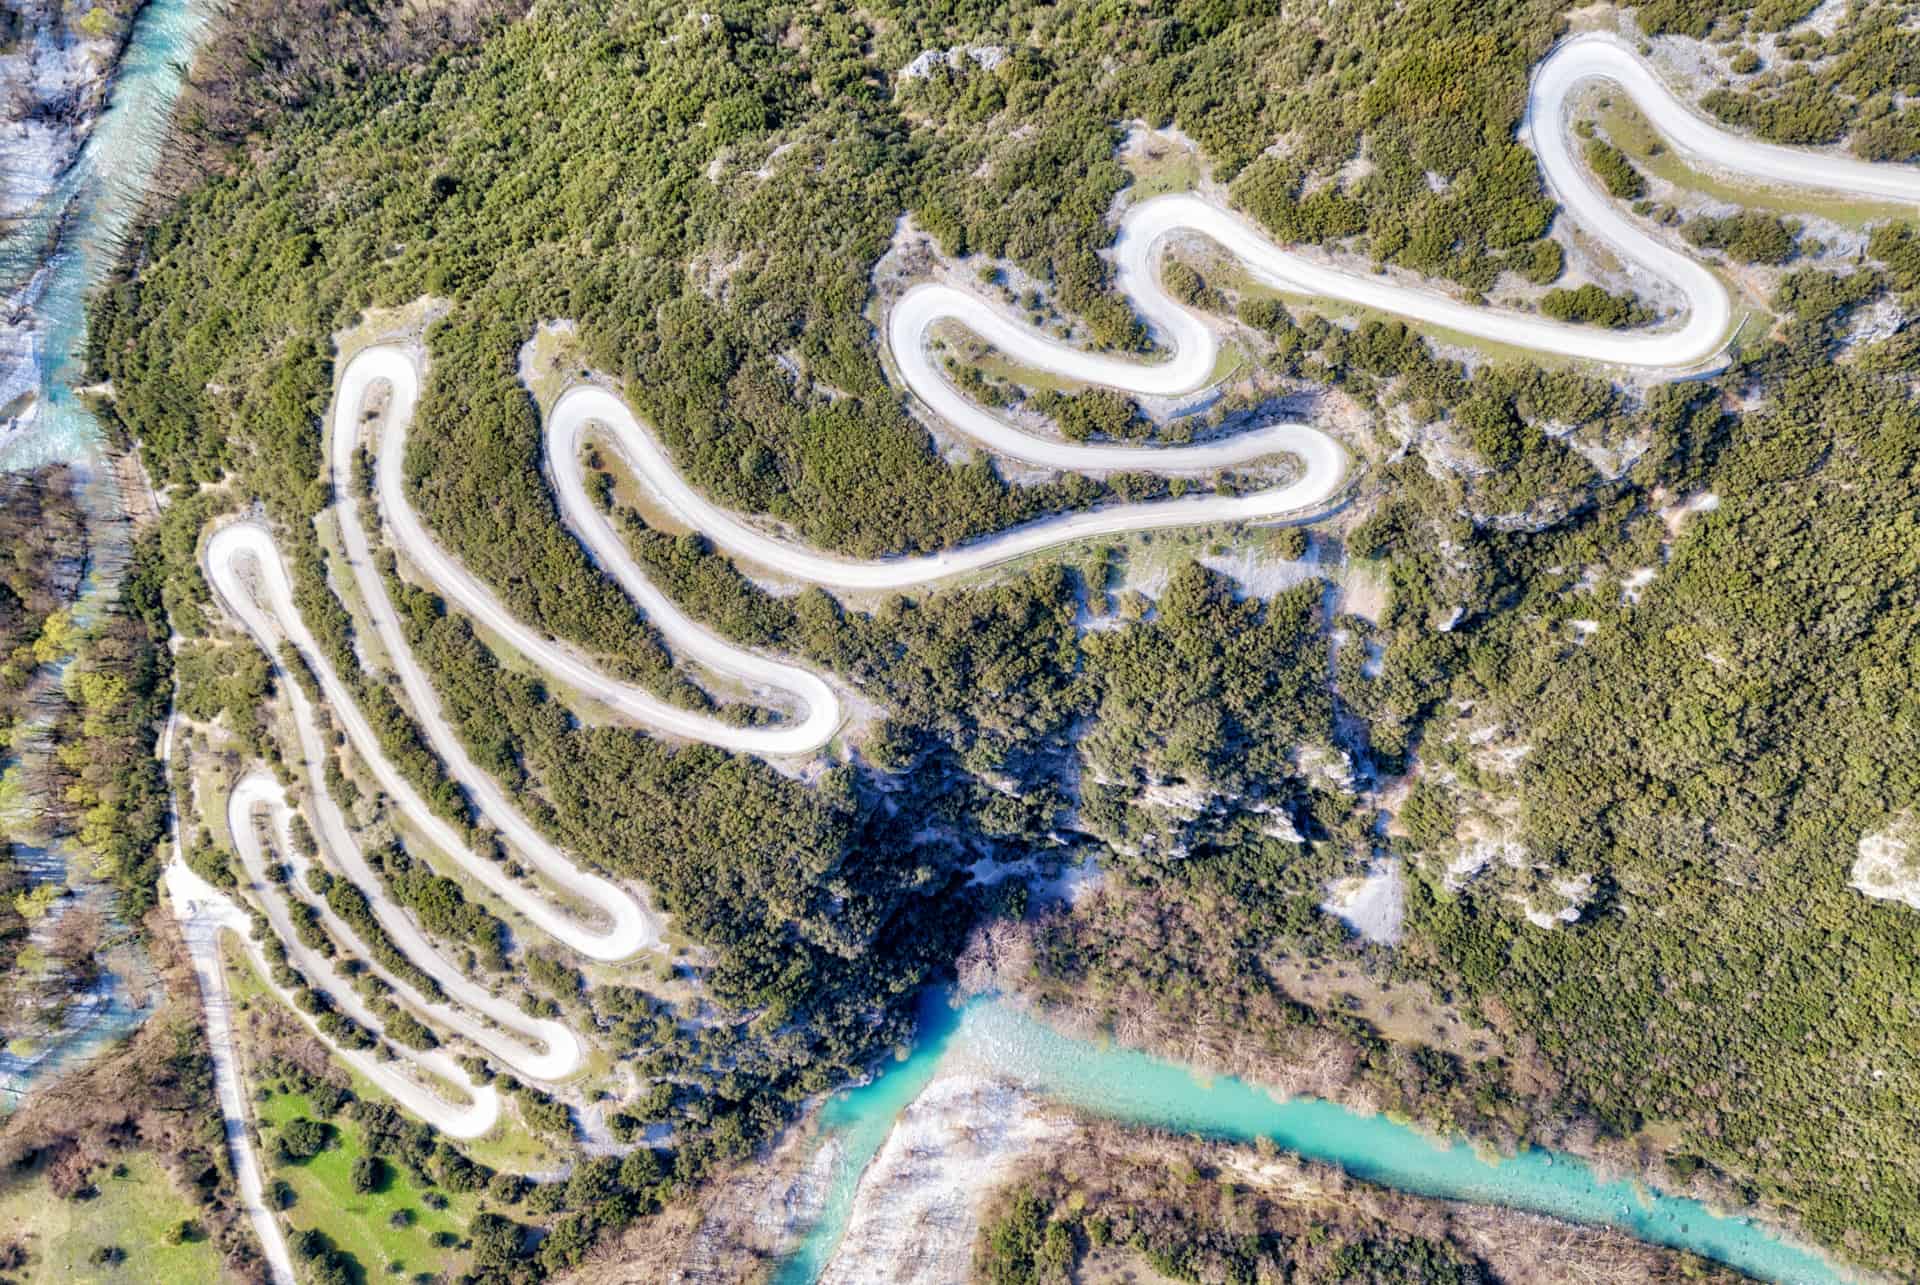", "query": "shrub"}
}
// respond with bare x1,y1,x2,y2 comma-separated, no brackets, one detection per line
1684,212,1796,265
1514,238,1564,285
1867,222,1920,292
1582,137,1644,200
276,1118,333,1162
1541,284,1653,328
352,1154,386,1194
517,1090,573,1139
1034,388,1148,442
